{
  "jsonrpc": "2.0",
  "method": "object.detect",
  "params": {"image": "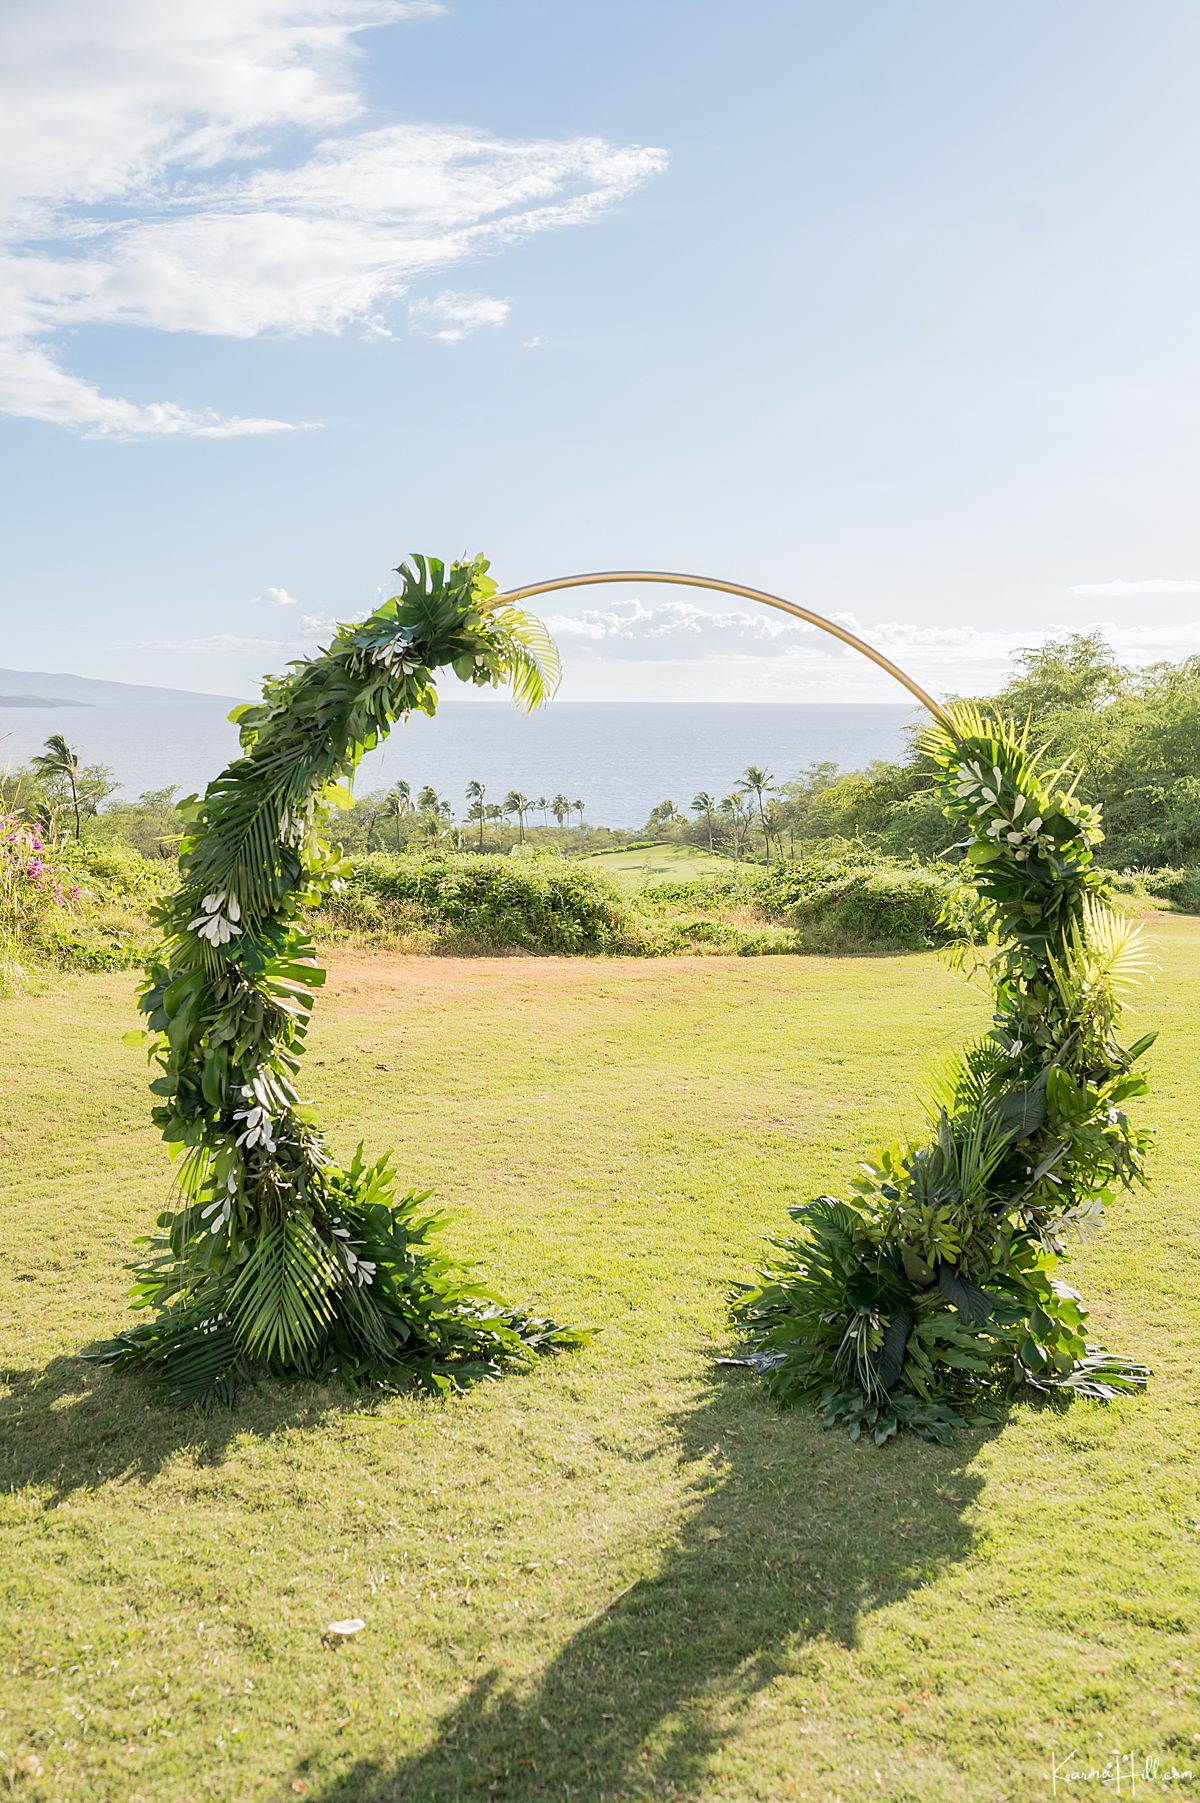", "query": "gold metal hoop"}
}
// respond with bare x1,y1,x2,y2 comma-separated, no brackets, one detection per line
492,570,953,728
